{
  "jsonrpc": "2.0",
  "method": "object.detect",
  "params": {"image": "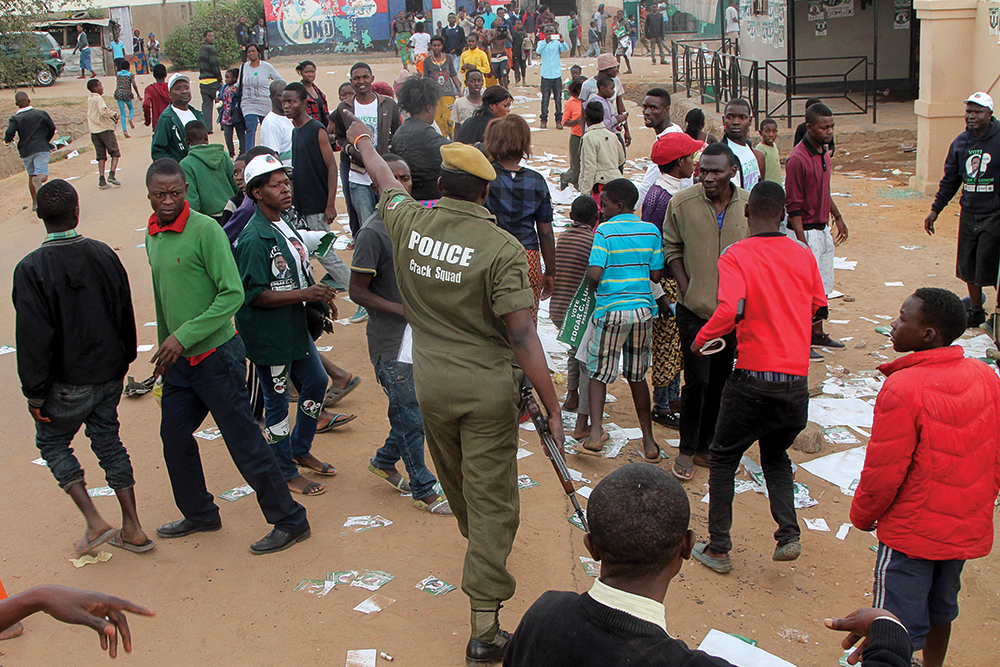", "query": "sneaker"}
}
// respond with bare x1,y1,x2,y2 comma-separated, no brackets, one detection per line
811,333,845,349
349,305,368,323
555,122,563,130
98,178,109,190
773,540,801,561
651,411,680,429
810,349,824,362
540,121,548,129
107,175,121,186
